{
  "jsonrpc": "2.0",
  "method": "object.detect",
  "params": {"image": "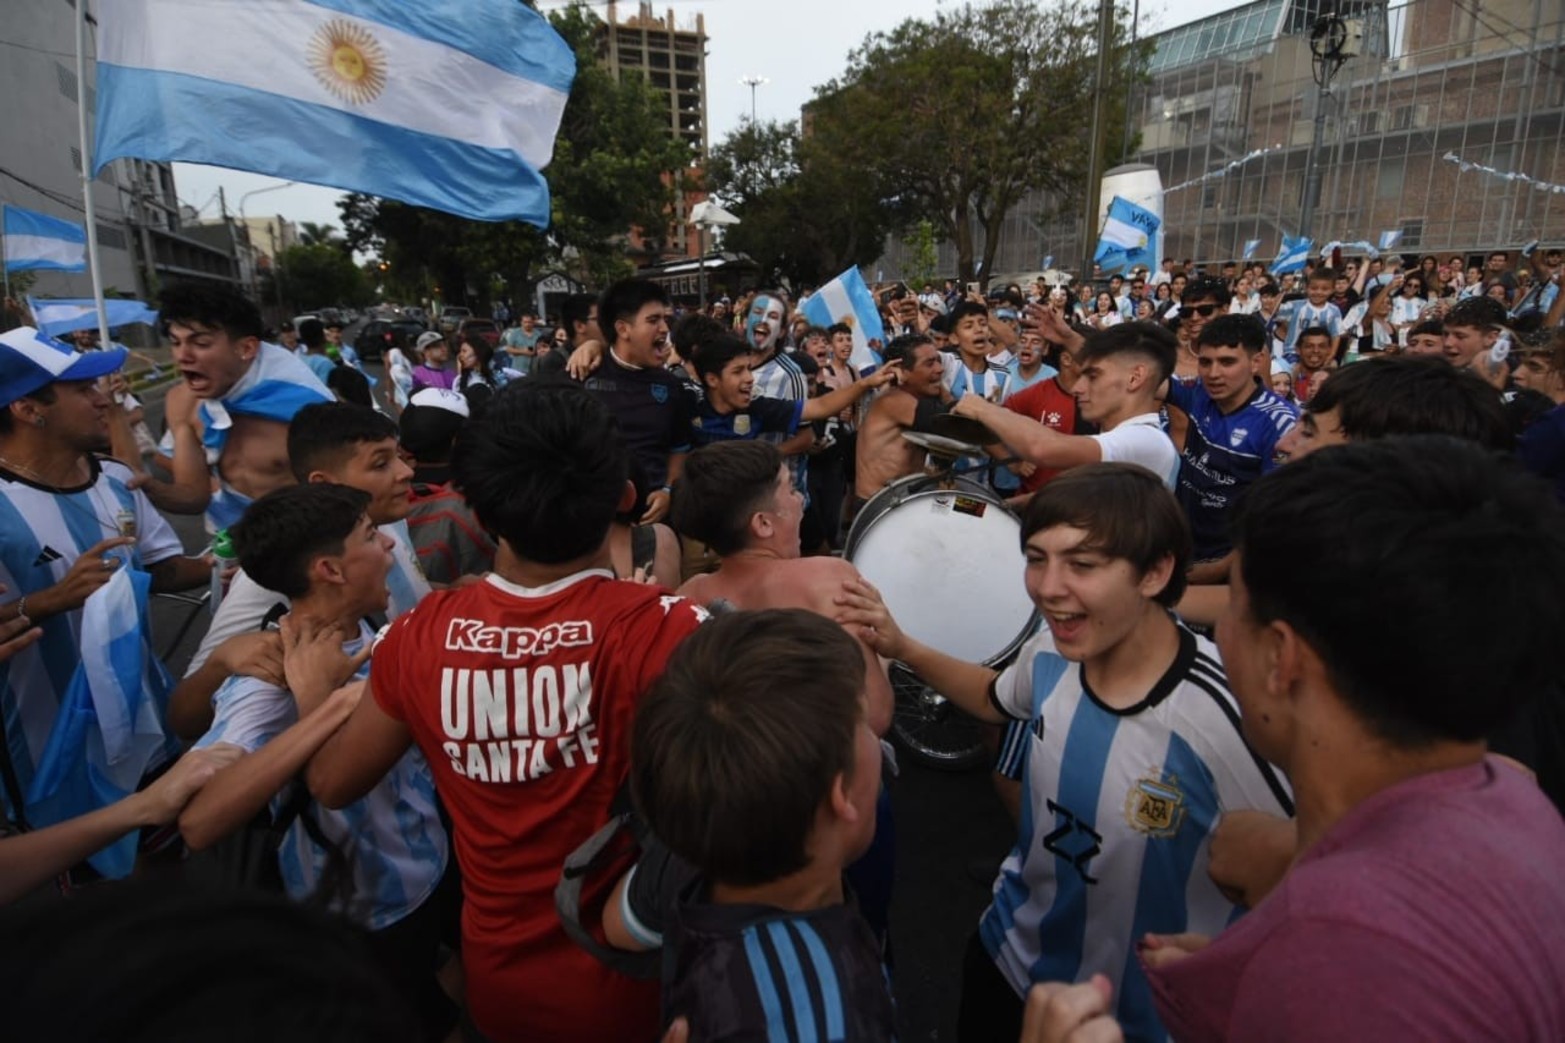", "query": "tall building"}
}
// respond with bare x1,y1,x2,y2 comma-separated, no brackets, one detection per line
598,2,709,263
1,0,243,313
873,0,1565,280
